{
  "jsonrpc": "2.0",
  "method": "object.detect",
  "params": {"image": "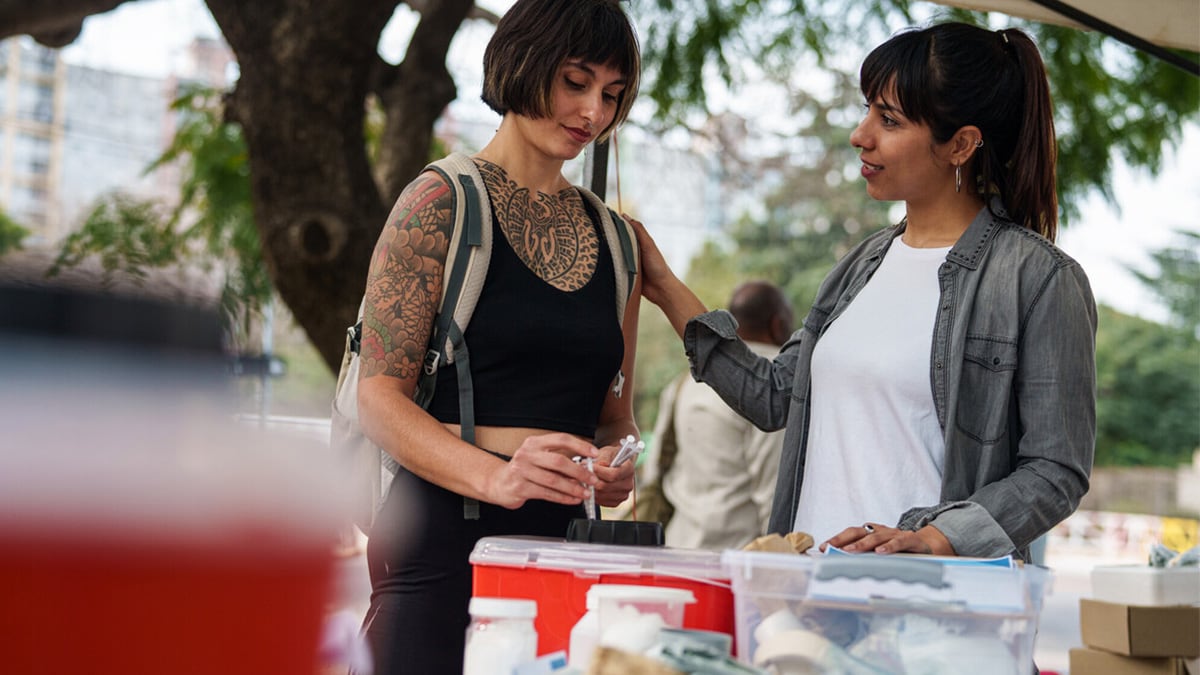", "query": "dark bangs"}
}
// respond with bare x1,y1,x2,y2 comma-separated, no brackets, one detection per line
564,2,641,139
860,28,943,139
568,1,640,80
